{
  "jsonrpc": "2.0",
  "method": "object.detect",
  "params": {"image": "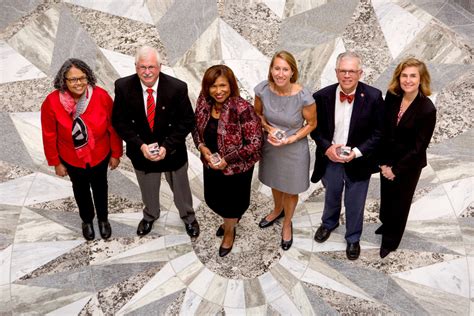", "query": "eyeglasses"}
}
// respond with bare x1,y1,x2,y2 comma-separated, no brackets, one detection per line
336,69,360,76
137,65,159,72
66,77,88,84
